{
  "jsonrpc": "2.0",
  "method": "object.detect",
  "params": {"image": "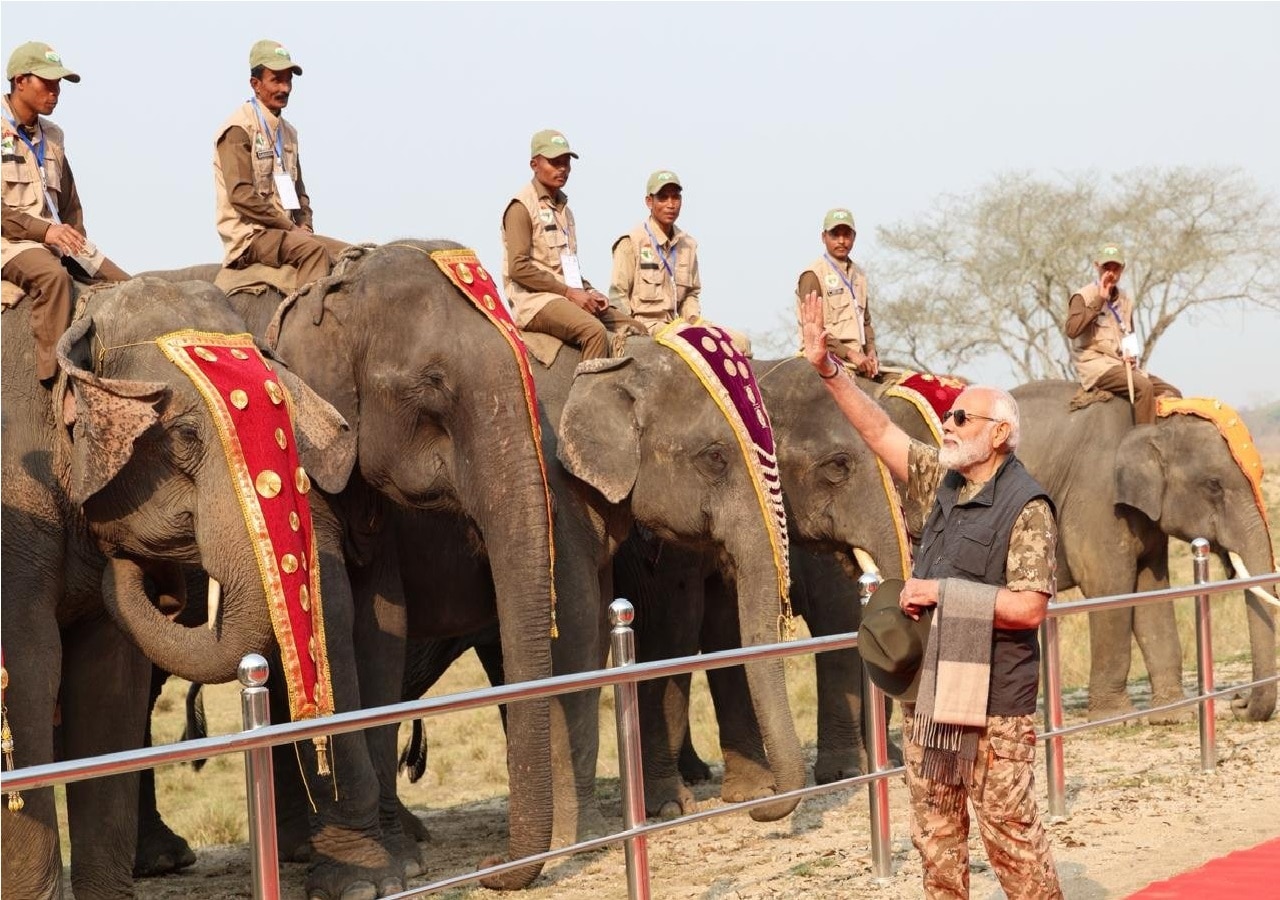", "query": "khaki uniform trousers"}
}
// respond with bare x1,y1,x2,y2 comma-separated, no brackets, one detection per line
902,712,1063,900
3,246,130,381
1091,364,1181,426
525,296,633,361
237,228,350,287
